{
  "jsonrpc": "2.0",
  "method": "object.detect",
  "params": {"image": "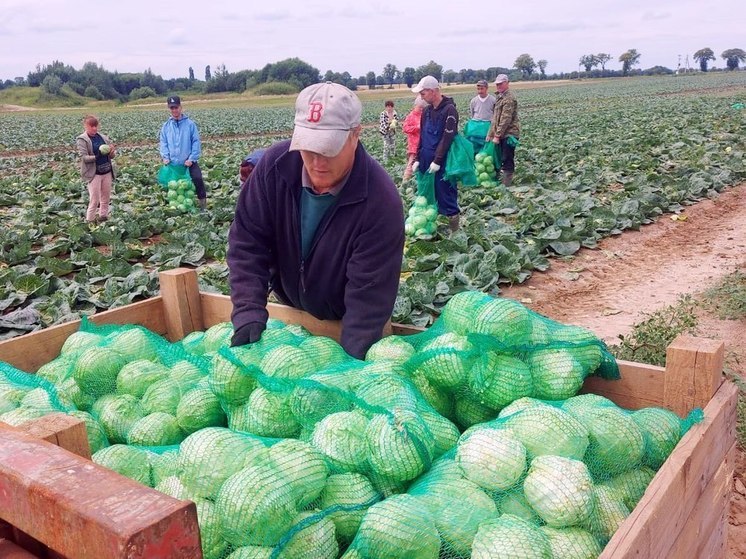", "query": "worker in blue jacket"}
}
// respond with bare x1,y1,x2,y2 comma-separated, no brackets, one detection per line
159,96,208,210
227,82,405,359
